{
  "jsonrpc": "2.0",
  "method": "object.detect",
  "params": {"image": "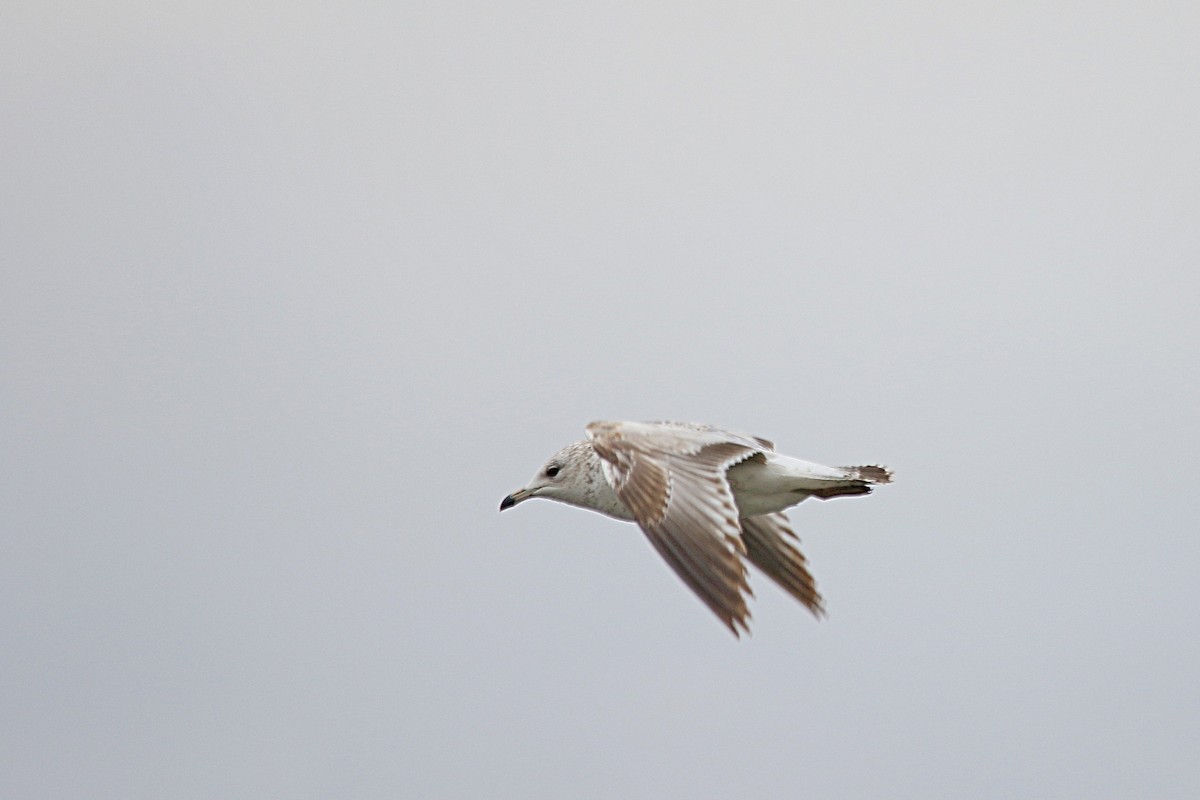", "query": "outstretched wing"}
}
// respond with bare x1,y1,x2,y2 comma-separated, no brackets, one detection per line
591,419,776,454
586,420,770,635
739,513,825,618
